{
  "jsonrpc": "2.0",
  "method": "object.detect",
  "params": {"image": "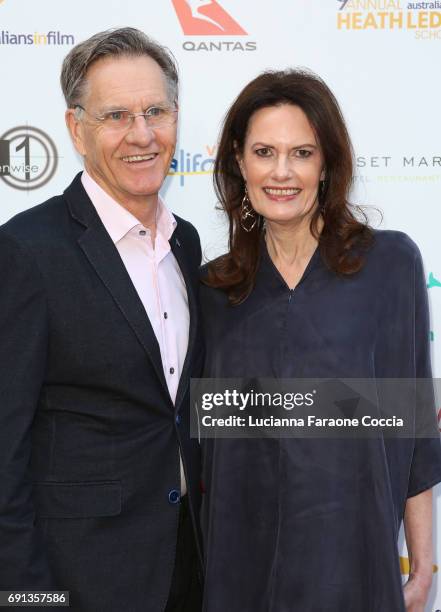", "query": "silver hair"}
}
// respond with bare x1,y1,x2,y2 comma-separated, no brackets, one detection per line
60,27,179,108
